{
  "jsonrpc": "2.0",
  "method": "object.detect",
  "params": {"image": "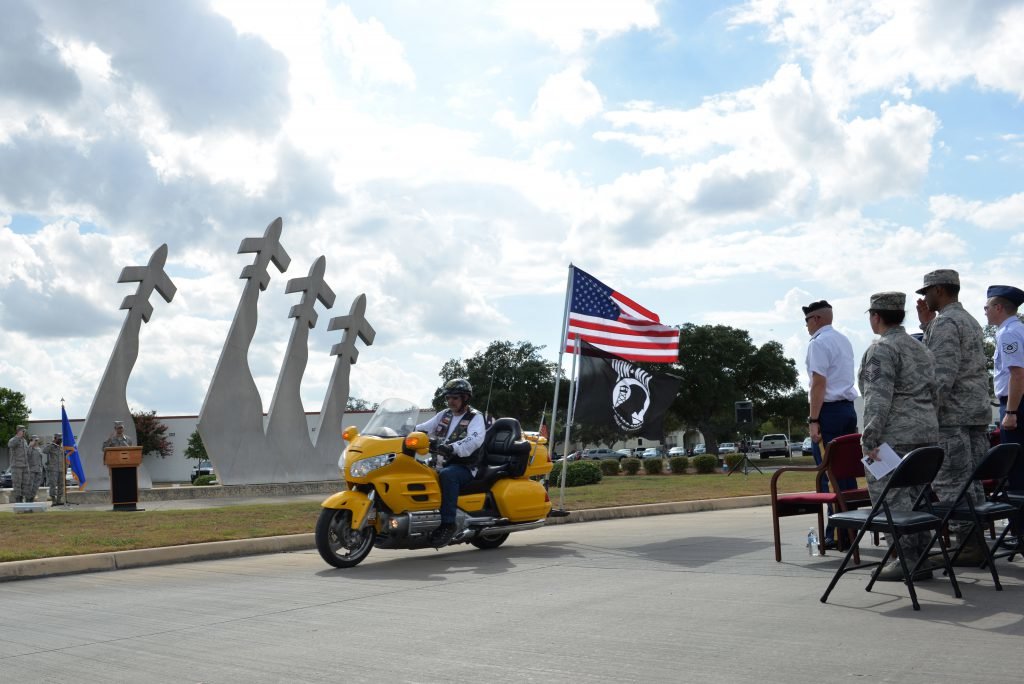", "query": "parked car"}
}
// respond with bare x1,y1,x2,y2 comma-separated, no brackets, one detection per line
191,459,214,483
719,442,738,454
801,437,813,455
693,444,706,455
757,434,790,458
581,448,621,461
615,449,633,458
0,469,11,488
641,448,664,459
667,446,688,457
66,467,78,487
